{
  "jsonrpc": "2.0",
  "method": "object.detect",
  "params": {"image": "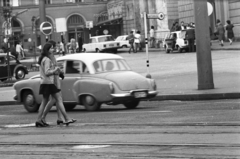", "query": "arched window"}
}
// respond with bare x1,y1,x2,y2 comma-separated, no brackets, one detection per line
67,14,85,42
